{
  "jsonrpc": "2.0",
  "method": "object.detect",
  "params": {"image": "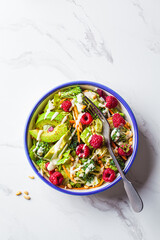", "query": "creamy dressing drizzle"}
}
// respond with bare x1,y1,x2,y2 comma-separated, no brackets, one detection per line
33,141,39,152
85,163,94,174
84,91,97,99
51,112,59,120
44,100,55,119
88,135,93,143
111,128,120,142
36,130,43,141
61,114,68,124
98,103,106,108
69,98,75,111
76,93,84,113
75,113,84,128
83,144,86,150
70,159,92,177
